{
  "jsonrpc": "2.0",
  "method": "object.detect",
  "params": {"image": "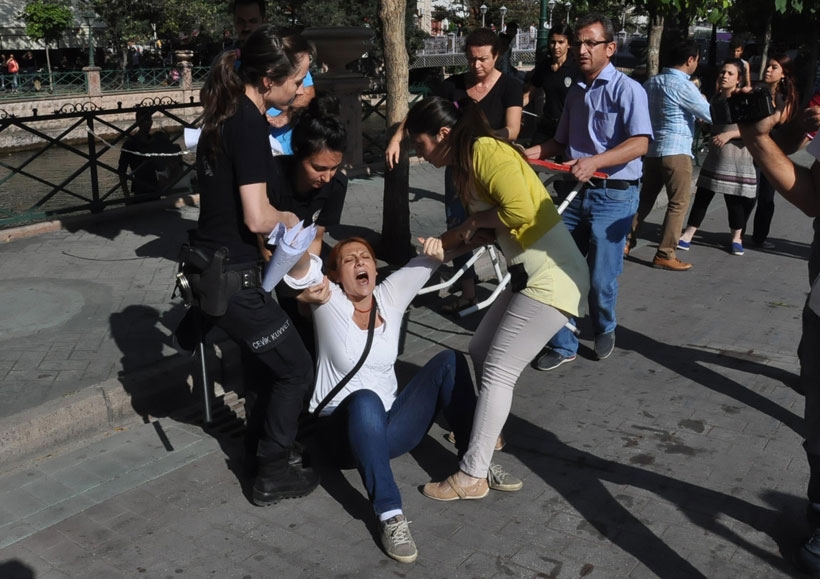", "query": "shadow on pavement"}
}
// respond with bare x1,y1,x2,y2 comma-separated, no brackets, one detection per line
630,220,810,263
616,325,803,435
62,200,197,262
503,413,800,578
0,560,34,579
409,186,444,204
110,303,249,498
